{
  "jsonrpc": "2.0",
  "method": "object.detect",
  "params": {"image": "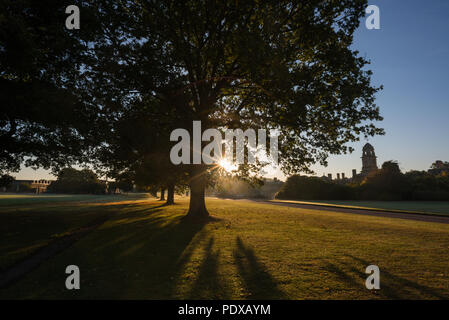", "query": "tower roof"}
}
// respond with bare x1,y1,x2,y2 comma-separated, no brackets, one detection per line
363,143,374,151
